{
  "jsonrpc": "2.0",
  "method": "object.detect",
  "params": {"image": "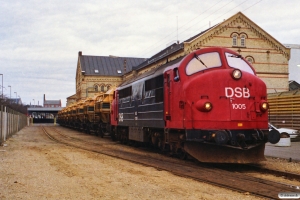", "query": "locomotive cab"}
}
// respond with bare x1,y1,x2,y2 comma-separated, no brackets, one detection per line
163,47,279,163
